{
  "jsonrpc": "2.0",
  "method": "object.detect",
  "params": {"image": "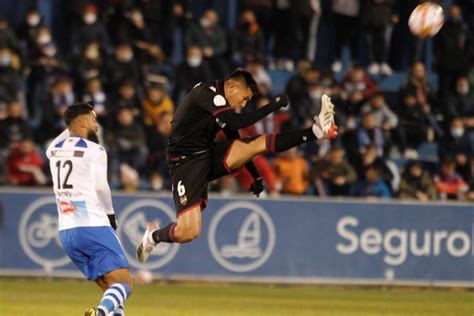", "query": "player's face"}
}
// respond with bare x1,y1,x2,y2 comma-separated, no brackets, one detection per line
85,112,99,143
227,84,252,112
